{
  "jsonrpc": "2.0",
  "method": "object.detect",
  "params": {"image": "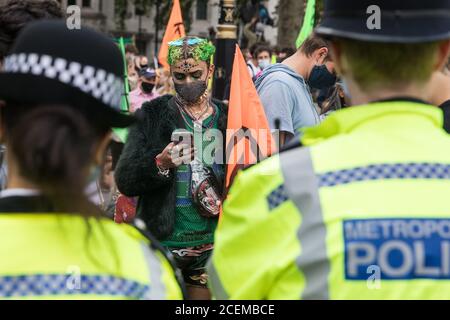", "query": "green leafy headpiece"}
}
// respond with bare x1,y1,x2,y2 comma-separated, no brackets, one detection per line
168,36,216,66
